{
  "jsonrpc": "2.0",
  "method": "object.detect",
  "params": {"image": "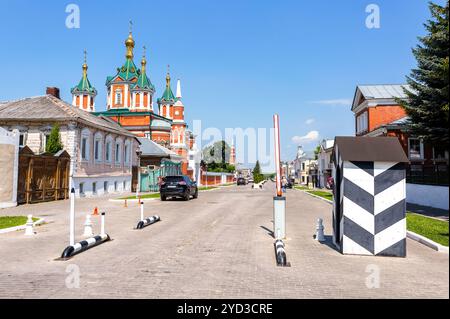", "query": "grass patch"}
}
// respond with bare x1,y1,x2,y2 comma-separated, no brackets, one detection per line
118,193,160,200
307,190,333,201
198,186,218,191
0,216,38,229
406,213,449,247
294,186,310,191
